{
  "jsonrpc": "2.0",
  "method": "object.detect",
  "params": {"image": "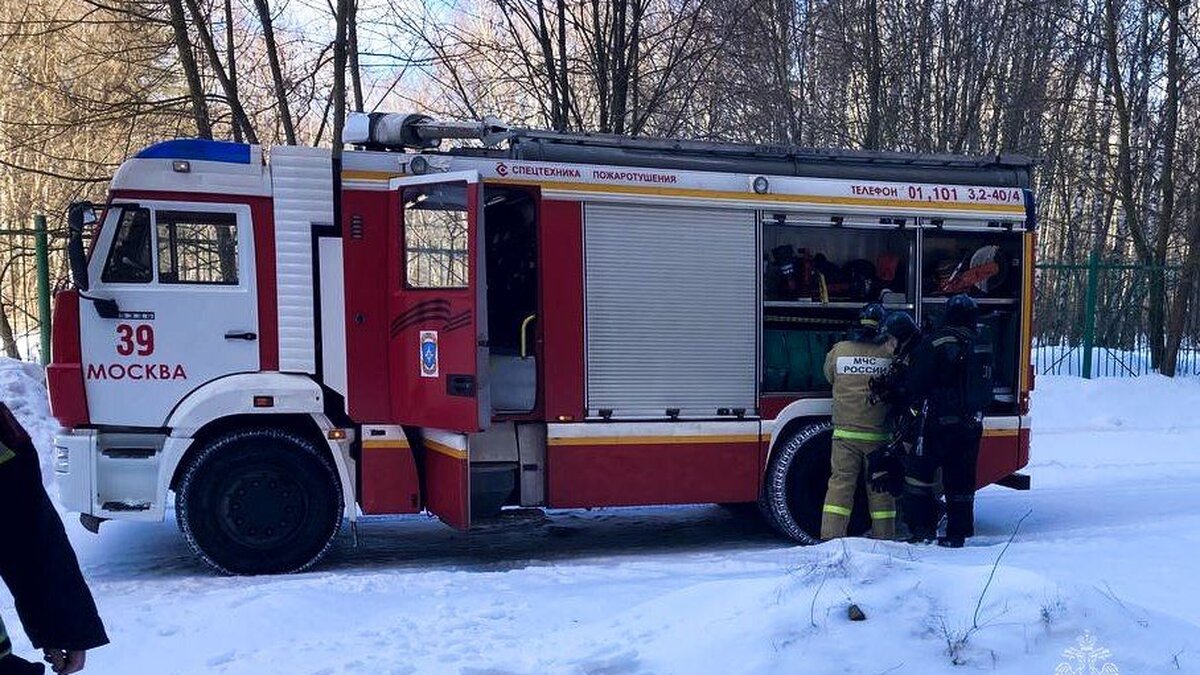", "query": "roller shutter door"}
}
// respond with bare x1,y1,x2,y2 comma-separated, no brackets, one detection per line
584,202,757,418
